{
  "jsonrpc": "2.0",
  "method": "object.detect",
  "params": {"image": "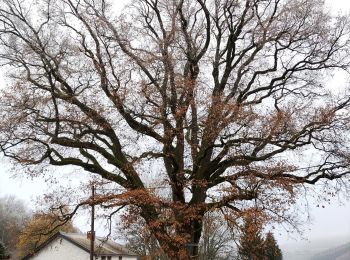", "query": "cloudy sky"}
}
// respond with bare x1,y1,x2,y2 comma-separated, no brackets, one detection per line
1,0,350,254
